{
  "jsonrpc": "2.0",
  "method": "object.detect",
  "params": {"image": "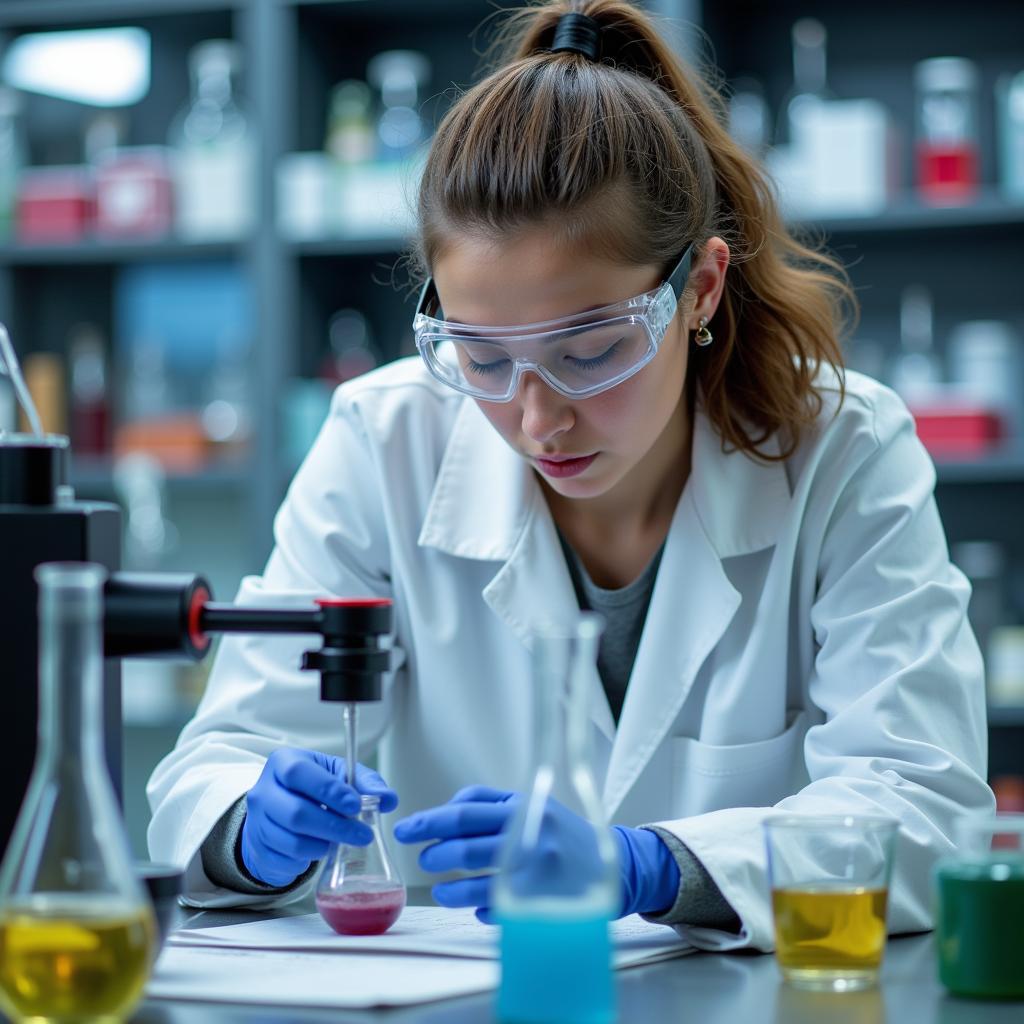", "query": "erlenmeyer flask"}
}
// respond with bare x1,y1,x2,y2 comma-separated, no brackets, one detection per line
493,612,619,1024
0,563,155,1023
315,795,406,935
